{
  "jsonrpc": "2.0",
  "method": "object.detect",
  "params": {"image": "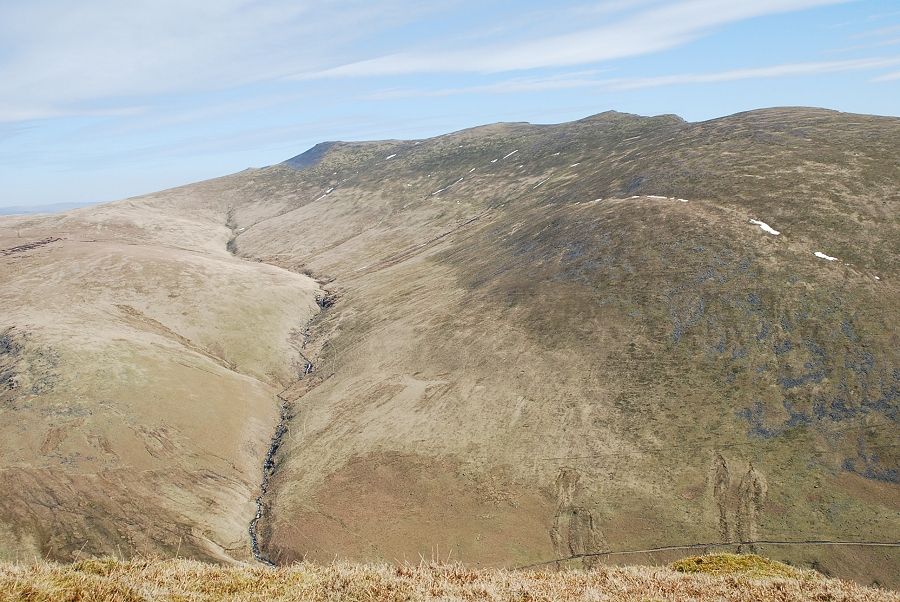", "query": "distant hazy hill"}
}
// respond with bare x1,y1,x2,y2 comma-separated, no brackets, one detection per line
0,201,95,215
0,107,897,586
